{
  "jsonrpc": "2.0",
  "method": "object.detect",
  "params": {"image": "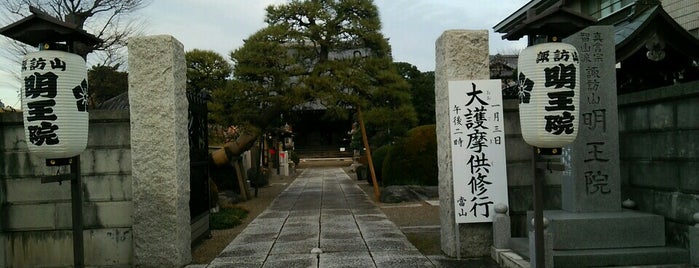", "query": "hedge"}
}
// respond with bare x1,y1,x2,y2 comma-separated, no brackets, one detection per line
381,125,437,186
